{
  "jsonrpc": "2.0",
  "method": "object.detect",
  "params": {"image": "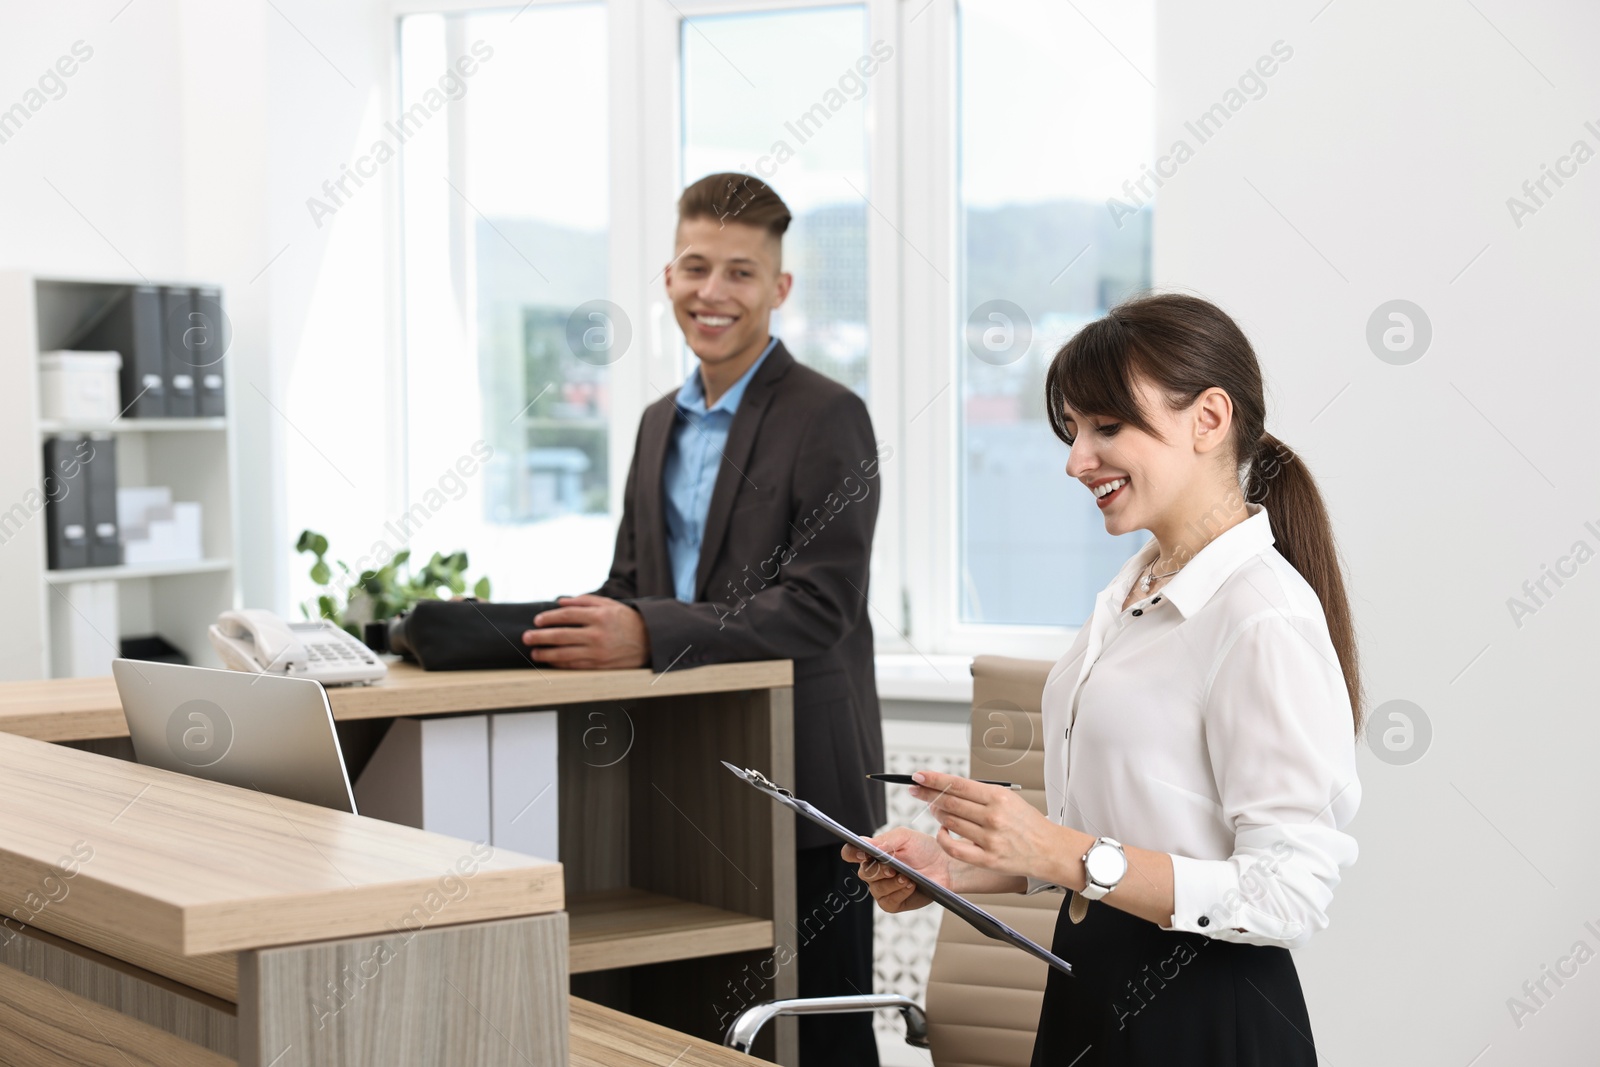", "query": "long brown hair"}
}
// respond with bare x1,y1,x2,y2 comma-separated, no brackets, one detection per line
1044,292,1363,737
